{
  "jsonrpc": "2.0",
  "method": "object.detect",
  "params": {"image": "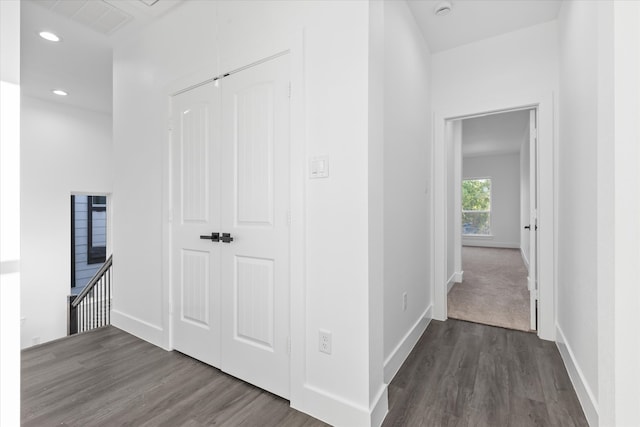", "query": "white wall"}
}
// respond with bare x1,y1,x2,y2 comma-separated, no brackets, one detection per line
556,2,600,423
610,3,640,424
0,1,21,424
382,0,431,383
432,21,558,115
112,2,385,425
446,122,455,278
368,2,385,420
112,1,218,345
430,21,558,336
520,136,530,268
21,96,113,348
558,1,640,426
444,120,463,290
462,153,521,248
